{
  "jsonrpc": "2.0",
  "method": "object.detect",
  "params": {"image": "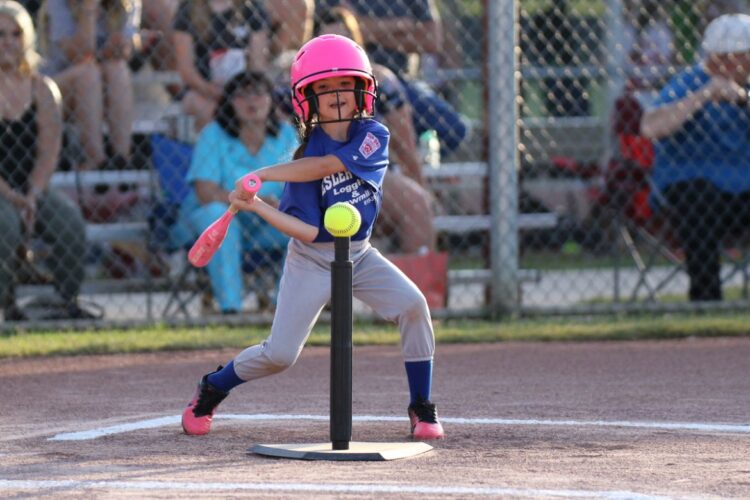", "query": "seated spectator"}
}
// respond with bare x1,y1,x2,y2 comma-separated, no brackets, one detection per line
0,0,93,320
640,13,750,302
41,0,140,170
172,0,270,131
314,6,436,252
315,0,468,157
174,71,294,314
